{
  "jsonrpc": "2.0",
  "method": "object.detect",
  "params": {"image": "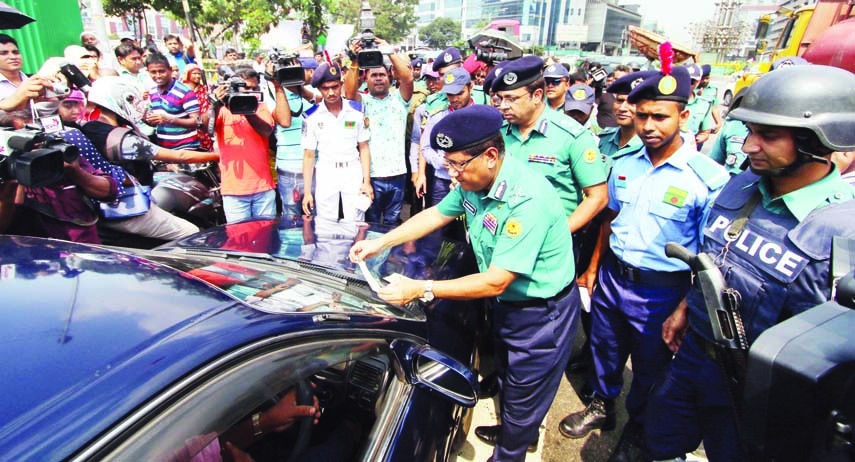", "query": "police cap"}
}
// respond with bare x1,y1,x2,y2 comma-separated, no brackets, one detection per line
701,64,711,77
431,105,504,152
543,63,570,79
564,84,595,114
483,62,505,94
627,65,692,104
299,57,318,70
411,58,424,68
310,62,342,87
432,47,463,72
686,64,702,81
606,70,659,95
490,55,545,93
441,67,471,94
